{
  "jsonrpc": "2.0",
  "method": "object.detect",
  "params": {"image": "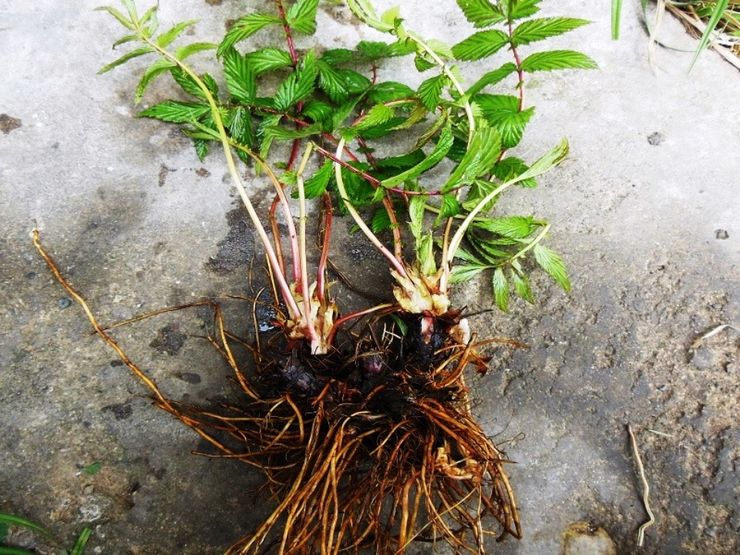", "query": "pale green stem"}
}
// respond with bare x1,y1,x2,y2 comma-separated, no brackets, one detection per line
333,138,409,279
295,144,319,346
509,223,551,263
138,33,302,321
